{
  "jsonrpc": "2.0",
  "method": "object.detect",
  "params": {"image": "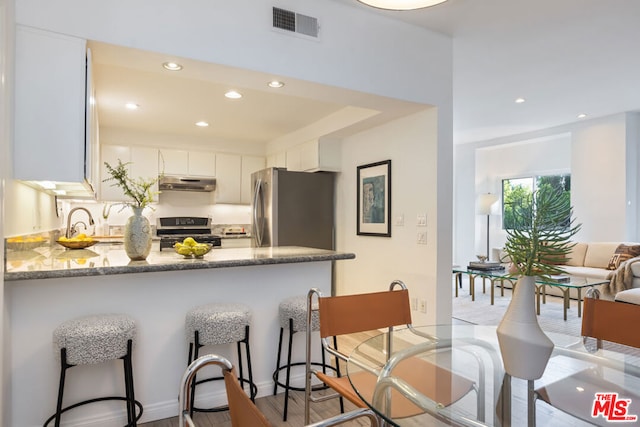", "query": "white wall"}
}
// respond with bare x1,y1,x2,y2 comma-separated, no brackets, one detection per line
336,108,450,324
0,0,13,423
475,134,571,260
454,113,640,265
571,114,631,241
